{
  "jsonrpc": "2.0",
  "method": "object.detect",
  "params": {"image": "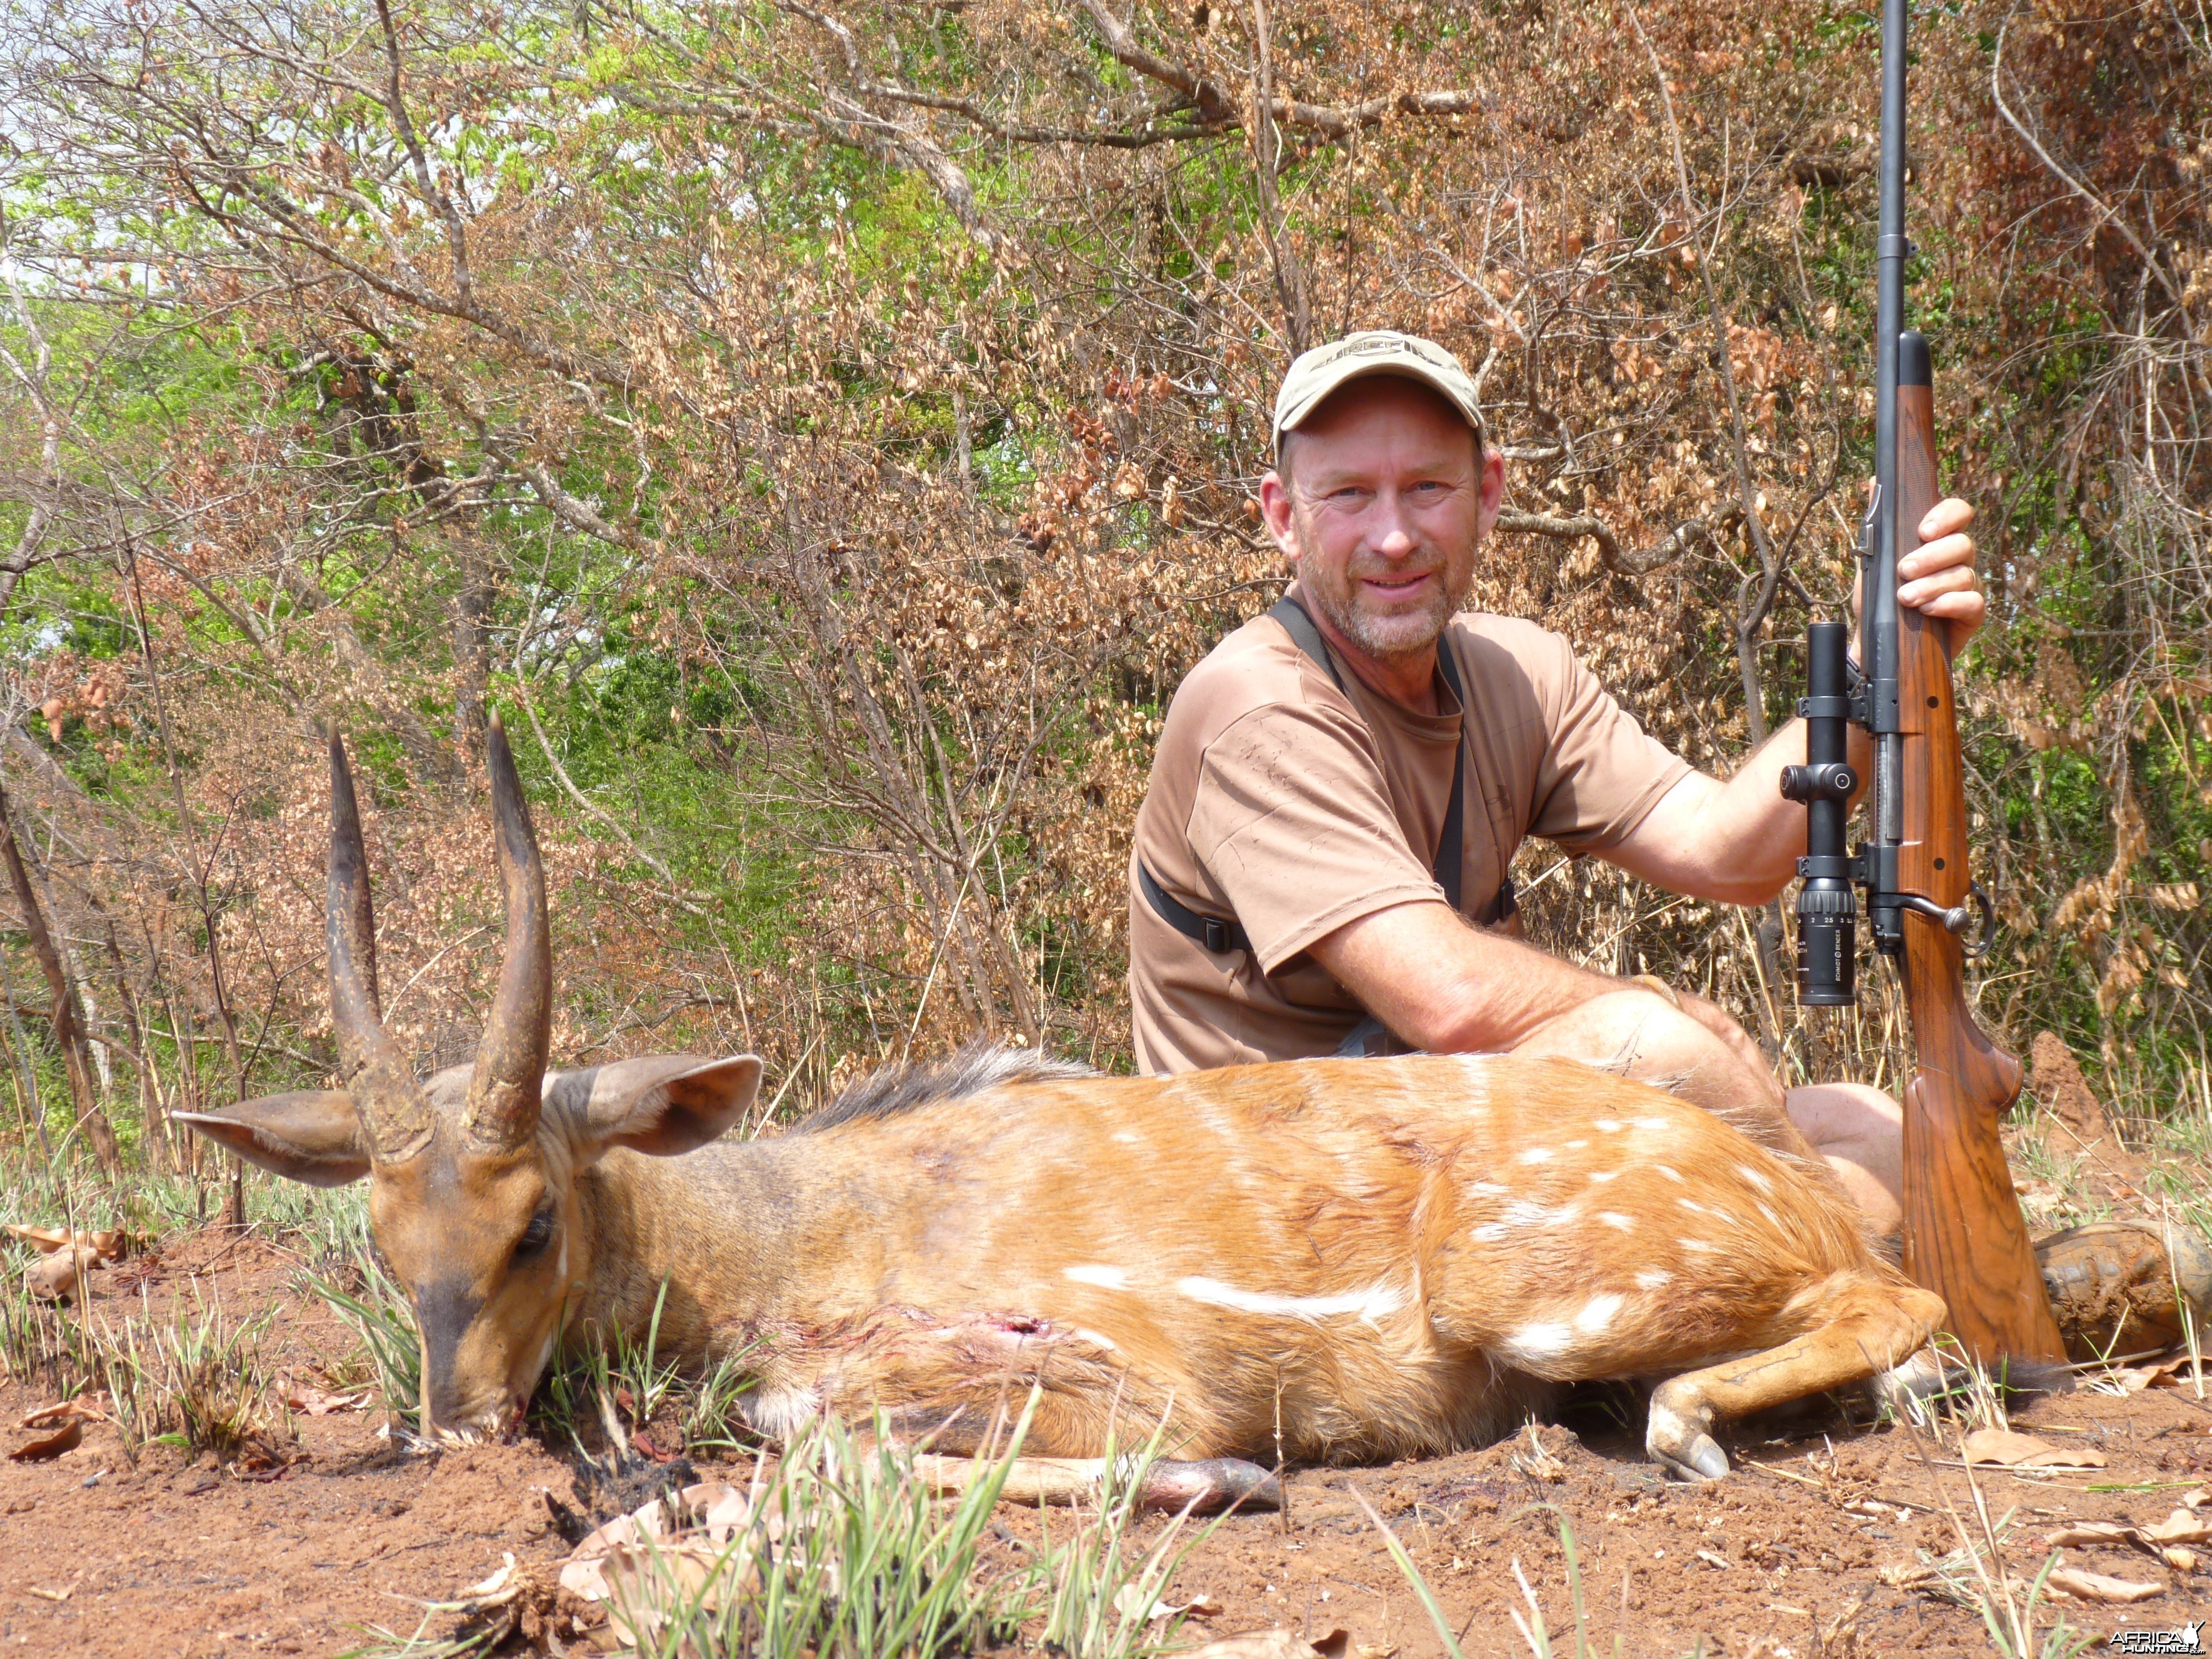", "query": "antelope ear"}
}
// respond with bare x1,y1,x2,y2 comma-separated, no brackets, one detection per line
569,1056,762,1159
174,1092,371,1187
